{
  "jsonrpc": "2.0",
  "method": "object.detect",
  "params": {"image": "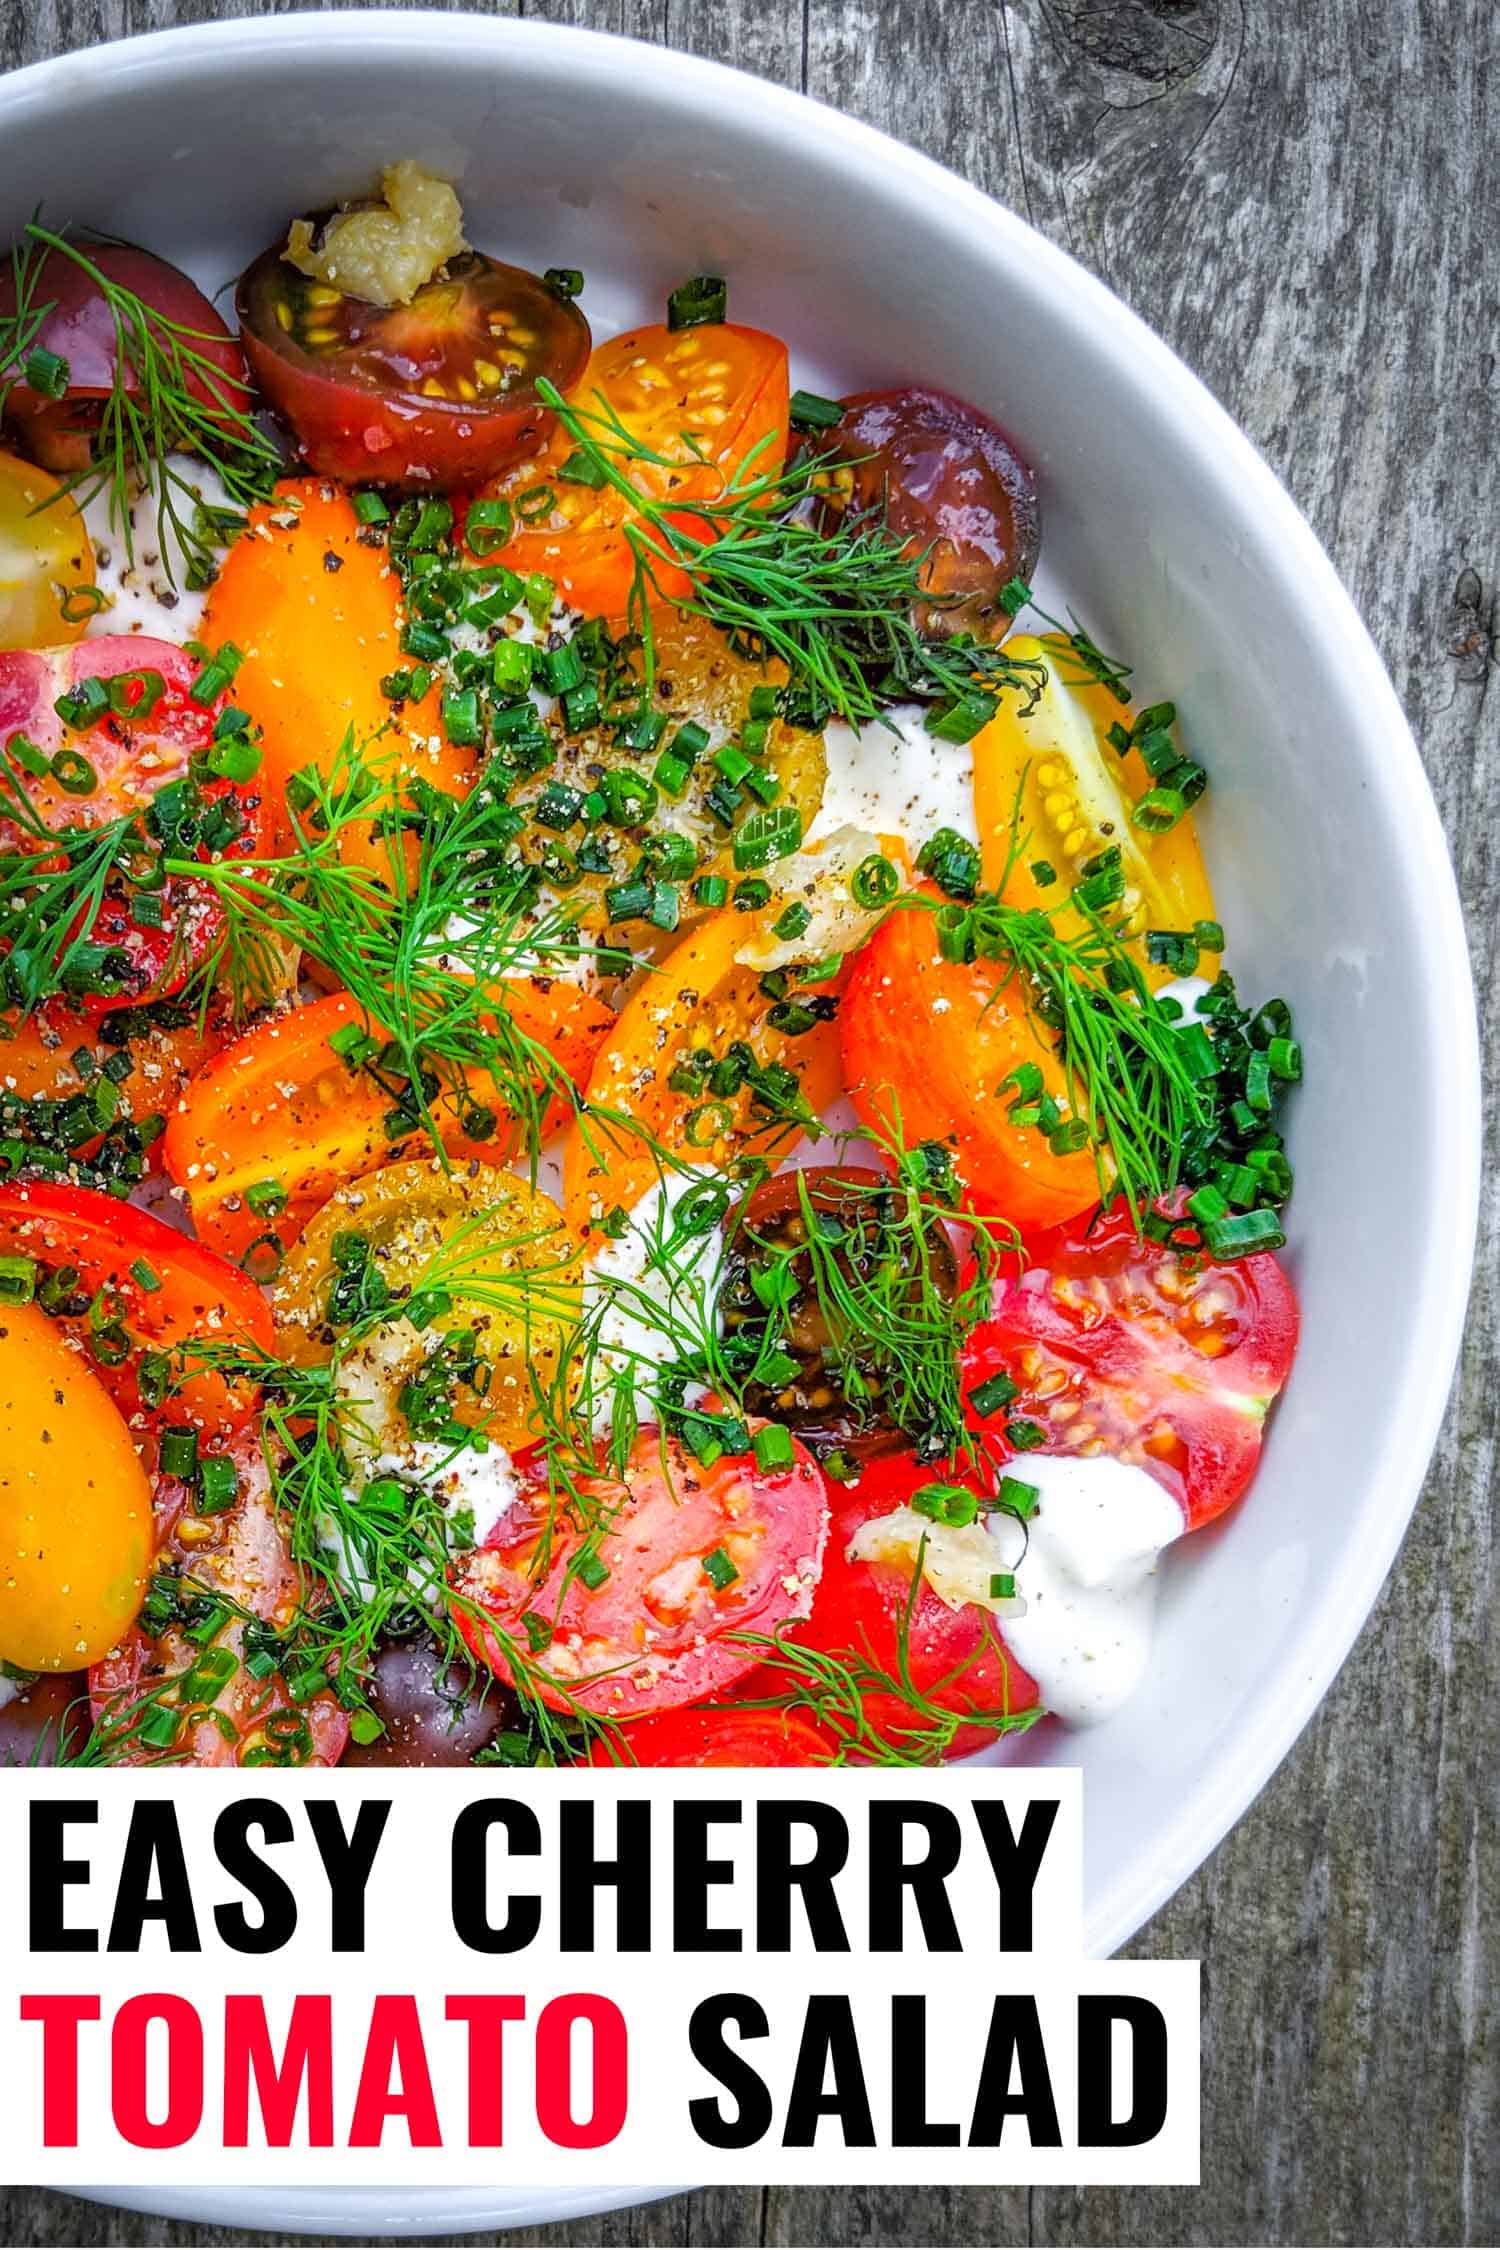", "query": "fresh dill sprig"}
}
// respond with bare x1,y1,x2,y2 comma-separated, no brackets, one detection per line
534,375,1049,728
910,876,1219,1218
0,223,281,586
725,1544,1042,1766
